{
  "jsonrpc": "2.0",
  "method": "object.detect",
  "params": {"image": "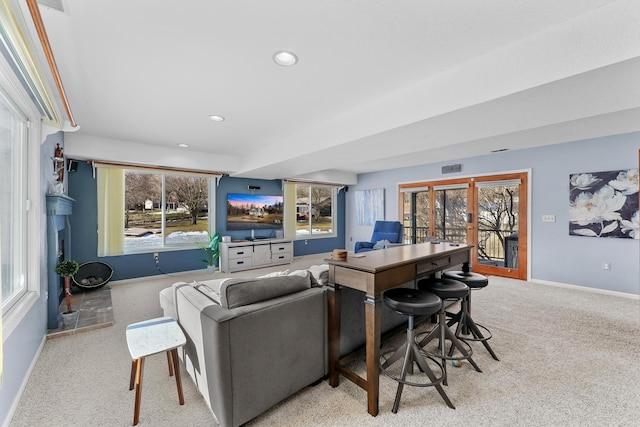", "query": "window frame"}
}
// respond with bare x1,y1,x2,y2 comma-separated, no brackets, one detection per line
294,184,337,240
121,168,216,255
0,52,42,338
